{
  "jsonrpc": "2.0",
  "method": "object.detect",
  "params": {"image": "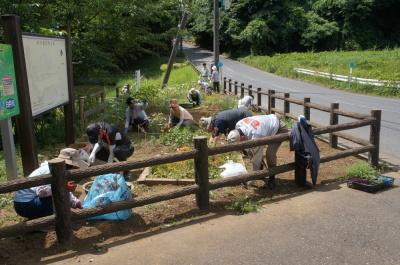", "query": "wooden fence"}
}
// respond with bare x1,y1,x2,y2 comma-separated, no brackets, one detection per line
76,85,128,128
0,77,381,245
